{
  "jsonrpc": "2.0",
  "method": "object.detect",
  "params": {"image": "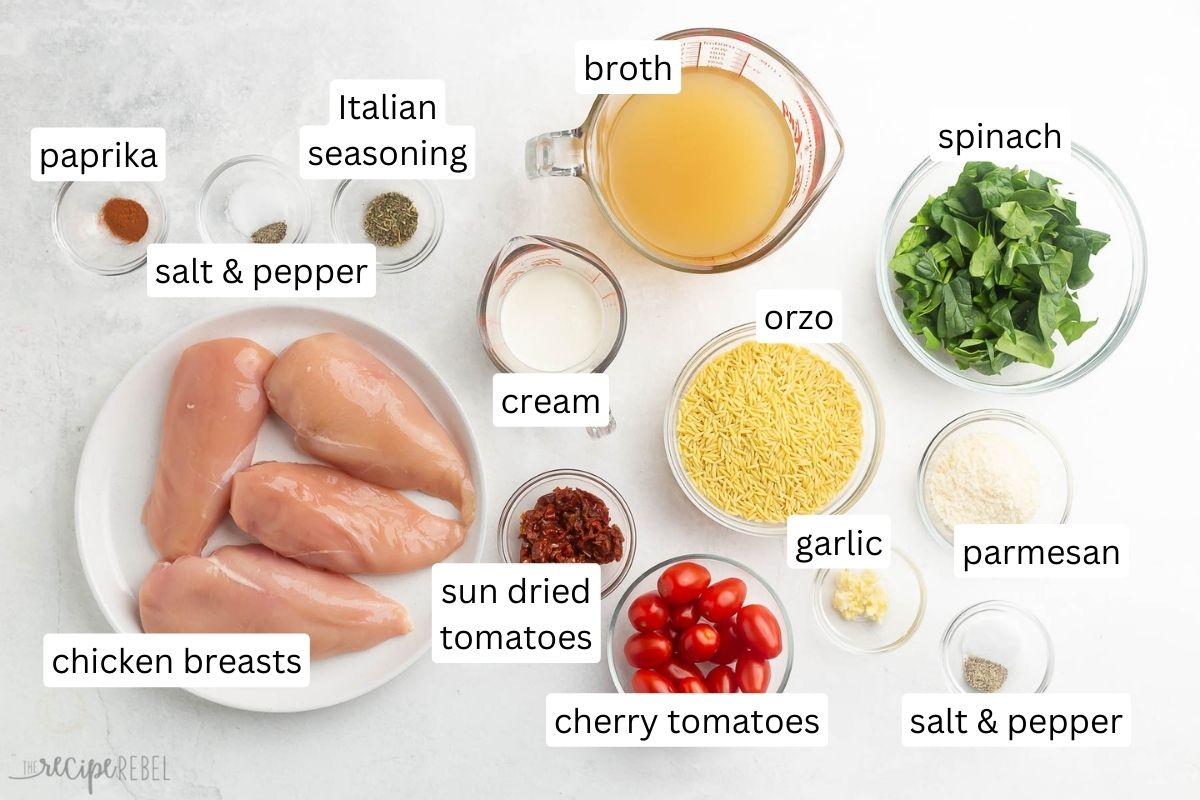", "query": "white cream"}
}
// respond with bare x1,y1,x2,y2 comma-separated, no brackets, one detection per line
499,267,604,372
